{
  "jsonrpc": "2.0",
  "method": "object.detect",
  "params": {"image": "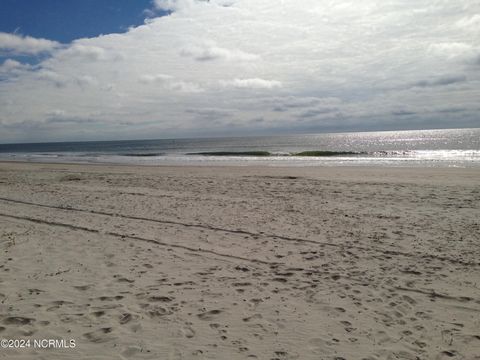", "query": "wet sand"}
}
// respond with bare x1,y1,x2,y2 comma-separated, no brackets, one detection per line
0,161,479,359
